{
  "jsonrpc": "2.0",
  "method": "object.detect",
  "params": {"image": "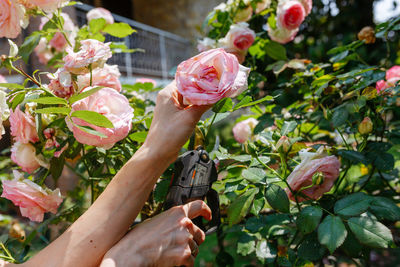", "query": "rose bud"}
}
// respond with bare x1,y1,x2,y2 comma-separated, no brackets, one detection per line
357,26,376,44
312,171,324,186
358,117,373,135
9,221,25,242
87,7,114,25
175,48,250,106
232,118,258,144
1,171,63,222
220,22,256,51
276,136,291,152
11,142,42,173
